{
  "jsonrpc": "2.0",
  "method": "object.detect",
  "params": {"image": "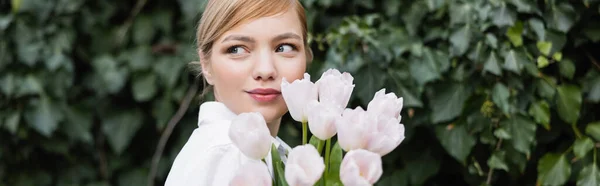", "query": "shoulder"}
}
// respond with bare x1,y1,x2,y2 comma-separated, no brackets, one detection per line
165,120,251,186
